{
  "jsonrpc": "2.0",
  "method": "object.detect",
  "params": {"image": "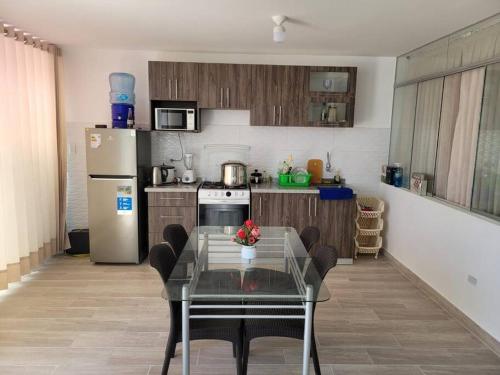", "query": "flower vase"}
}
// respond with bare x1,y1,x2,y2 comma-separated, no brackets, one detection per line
241,245,256,260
